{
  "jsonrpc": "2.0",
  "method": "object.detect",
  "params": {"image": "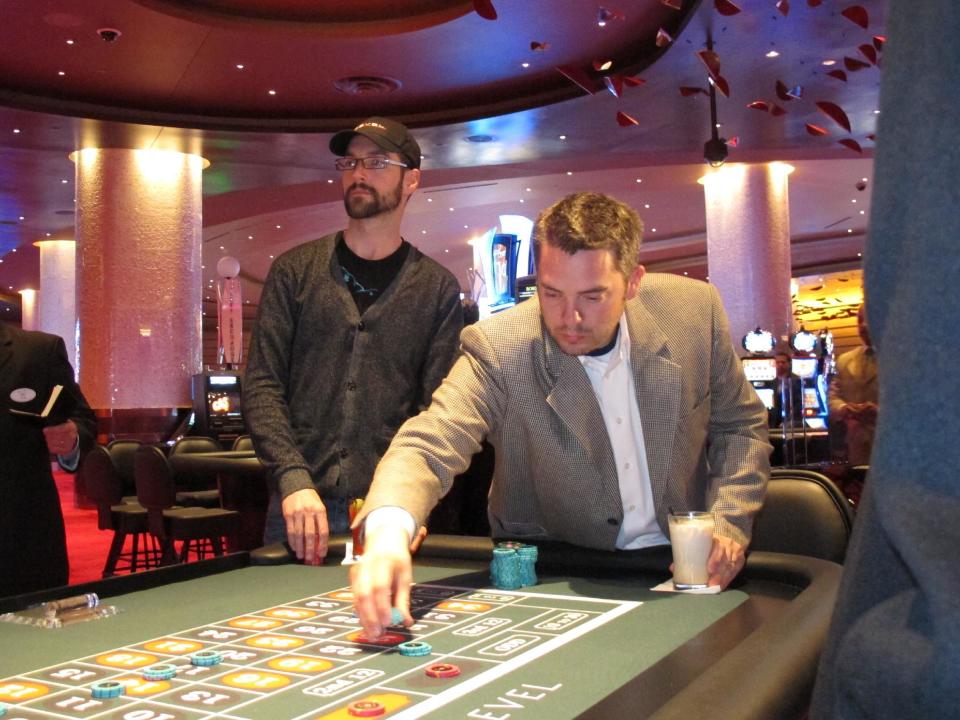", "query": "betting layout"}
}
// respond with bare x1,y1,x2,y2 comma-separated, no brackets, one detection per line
0,583,640,719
